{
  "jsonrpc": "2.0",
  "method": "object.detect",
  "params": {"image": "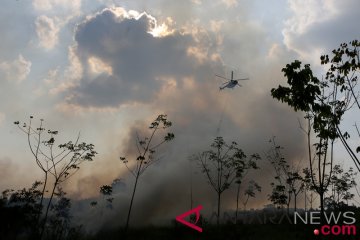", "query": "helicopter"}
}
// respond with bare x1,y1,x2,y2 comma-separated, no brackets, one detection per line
216,71,249,90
